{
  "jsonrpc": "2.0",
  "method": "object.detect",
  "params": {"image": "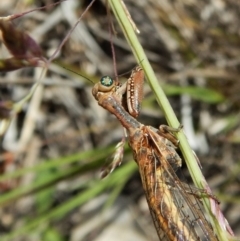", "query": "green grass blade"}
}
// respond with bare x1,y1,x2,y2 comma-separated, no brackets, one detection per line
107,1,229,240
0,161,136,241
